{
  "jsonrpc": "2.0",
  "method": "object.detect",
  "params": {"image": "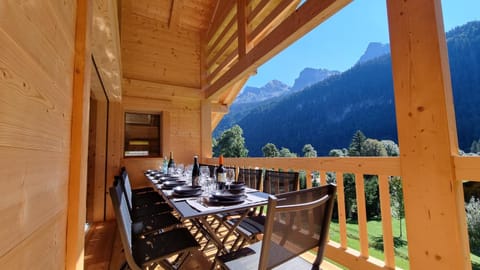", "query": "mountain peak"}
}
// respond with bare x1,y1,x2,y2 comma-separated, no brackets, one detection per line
356,42,390,65
291,68,340,92
235,80,291,104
